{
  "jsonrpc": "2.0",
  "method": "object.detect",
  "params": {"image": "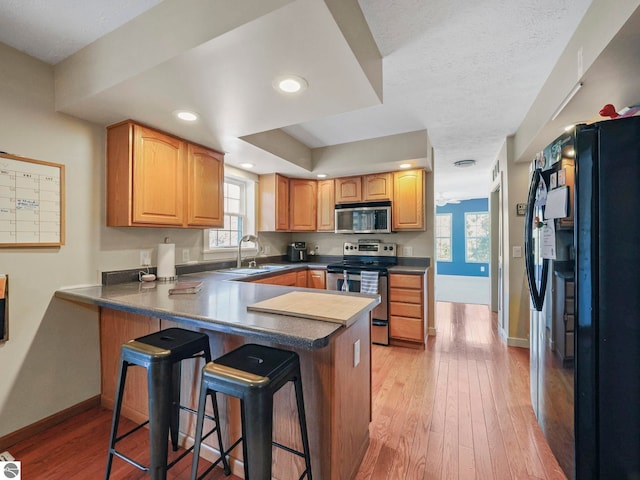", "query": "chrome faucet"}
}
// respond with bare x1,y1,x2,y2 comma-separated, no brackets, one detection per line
237,234,260,268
